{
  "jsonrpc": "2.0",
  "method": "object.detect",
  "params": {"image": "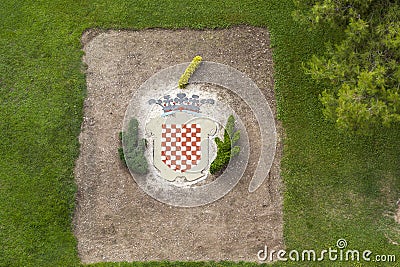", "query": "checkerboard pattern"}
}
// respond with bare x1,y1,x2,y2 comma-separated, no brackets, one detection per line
161,124,202,172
